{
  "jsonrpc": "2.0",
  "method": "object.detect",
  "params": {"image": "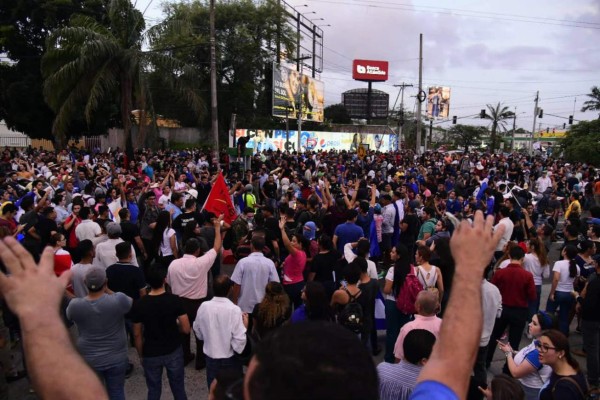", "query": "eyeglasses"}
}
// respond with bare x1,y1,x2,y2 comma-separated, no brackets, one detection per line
534,340,557,353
